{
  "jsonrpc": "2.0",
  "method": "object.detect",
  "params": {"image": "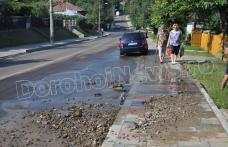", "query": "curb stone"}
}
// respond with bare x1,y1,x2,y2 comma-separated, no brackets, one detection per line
0,49,27,58
194,79,228,134
180,64,228,134
0,33,111,58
